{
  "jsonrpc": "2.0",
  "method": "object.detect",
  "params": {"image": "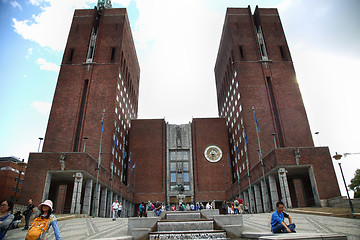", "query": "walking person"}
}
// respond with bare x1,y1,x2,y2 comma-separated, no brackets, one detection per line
25,200,61,240
23,198,34,231
117,202,122,218
111,200,120,221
